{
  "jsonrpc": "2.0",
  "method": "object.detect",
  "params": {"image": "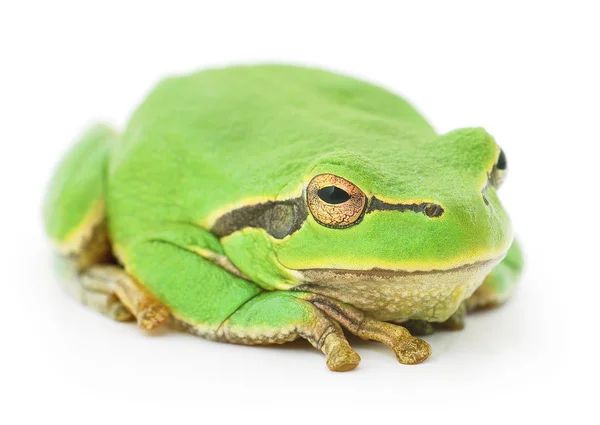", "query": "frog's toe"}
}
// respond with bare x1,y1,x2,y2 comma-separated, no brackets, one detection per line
326,346,361,372
395,336,432,365
137,303,170,331
321,327,361,372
